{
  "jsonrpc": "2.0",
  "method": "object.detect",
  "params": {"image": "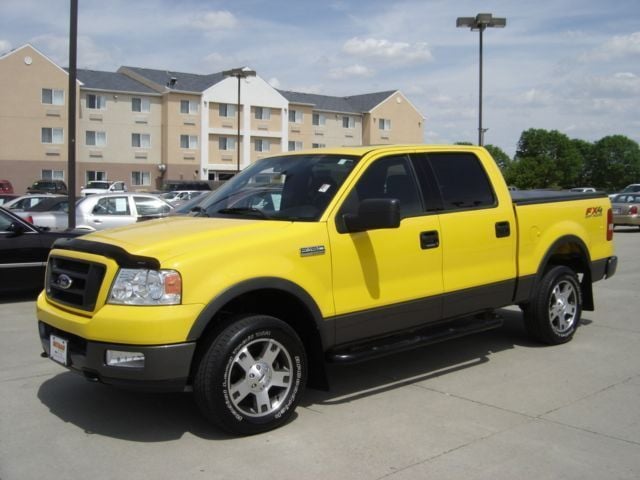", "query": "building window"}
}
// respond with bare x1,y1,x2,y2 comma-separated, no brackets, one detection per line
86,171,106,183
86,94,106,109
180,99,199,114
312,113,326,126
255,139,270,152
219,137,236,151
342,116,355,128
86,130,107,147
42,88,64,105
42,169,64,180
131,133,151,148
379,118,391,131
288,110,303,123
131,171,151,186
41,127,63,144
312,143,326,149
180,135,198,149
219,103,236,117
131,97,150,113
288,141,303,151
255,107,271,120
